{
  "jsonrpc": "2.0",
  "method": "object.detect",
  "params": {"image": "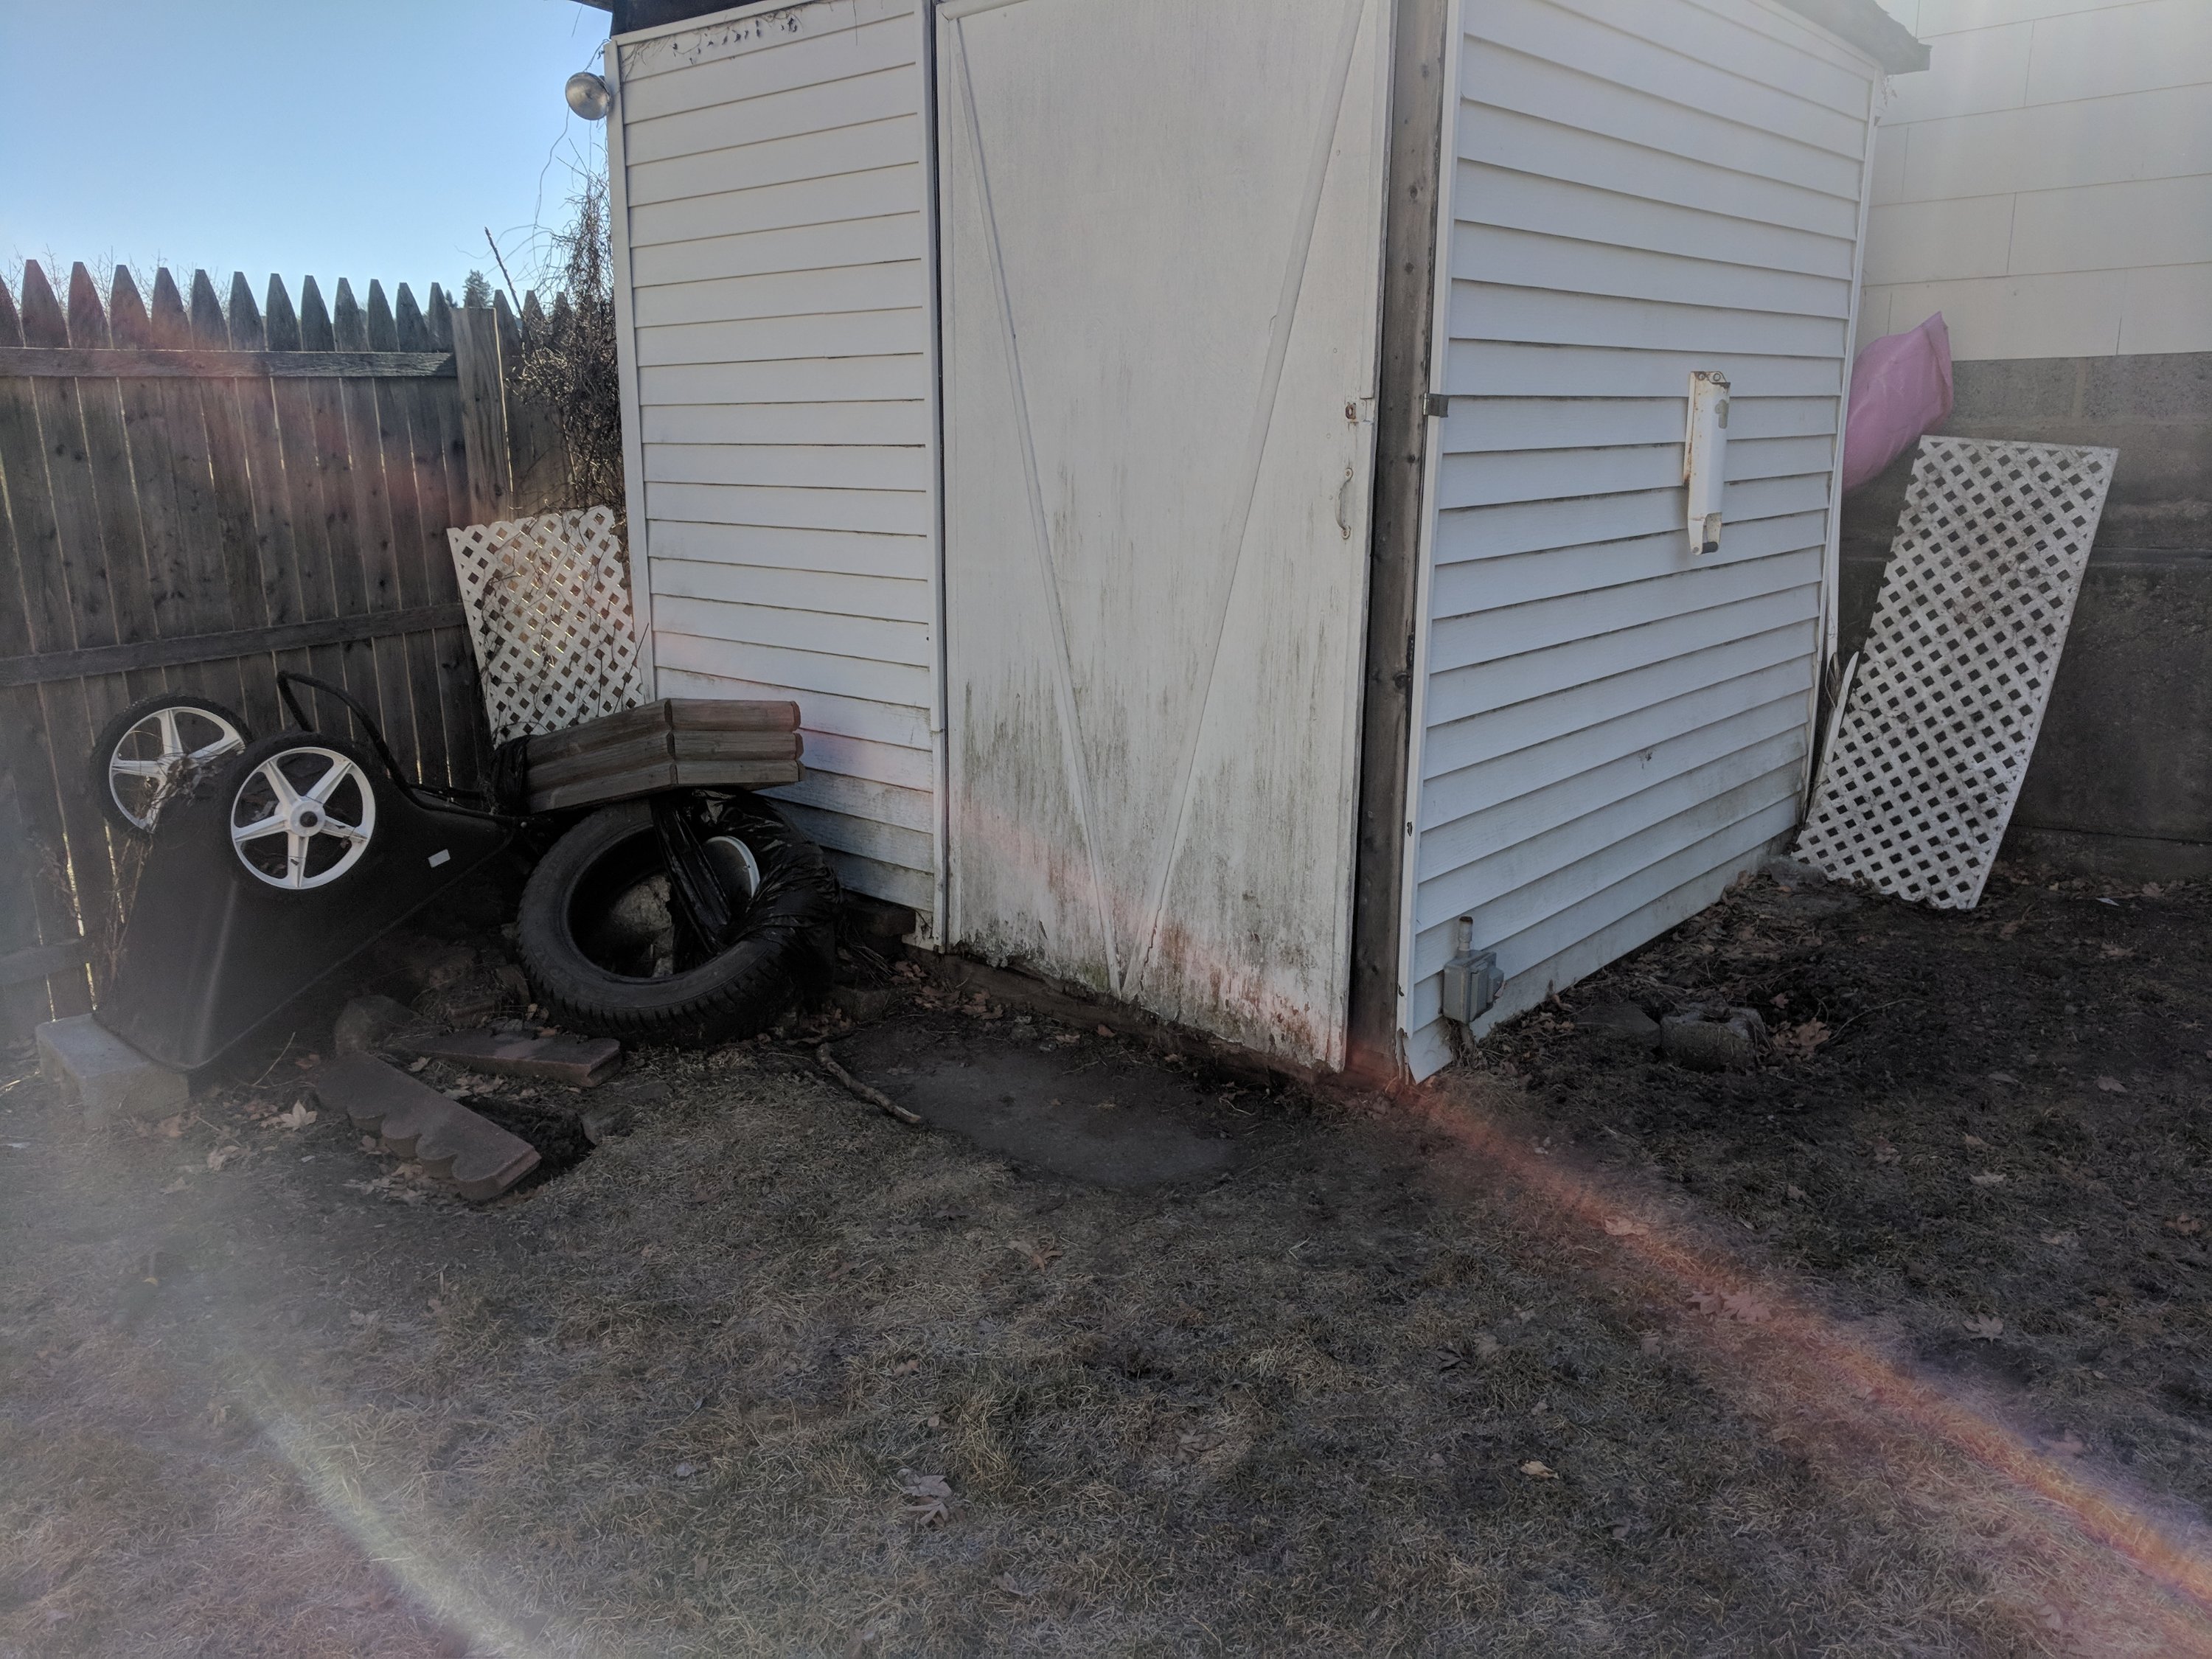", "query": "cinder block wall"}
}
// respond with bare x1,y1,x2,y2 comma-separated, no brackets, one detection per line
1837,351,2212,880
